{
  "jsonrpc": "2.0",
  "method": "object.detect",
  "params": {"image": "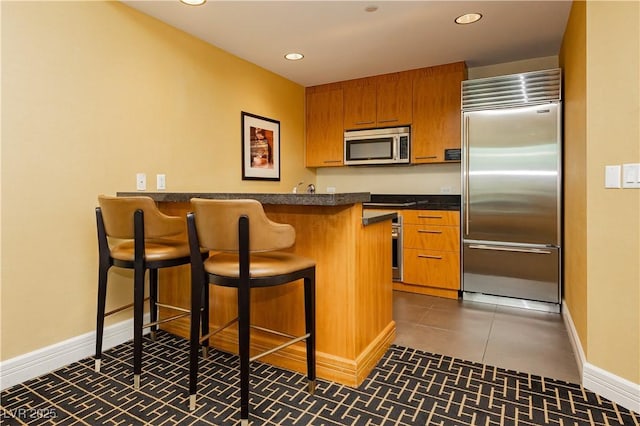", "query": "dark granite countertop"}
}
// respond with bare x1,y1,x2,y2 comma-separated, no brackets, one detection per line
364,194,460,211
116,192,371,206
362,210,397,226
